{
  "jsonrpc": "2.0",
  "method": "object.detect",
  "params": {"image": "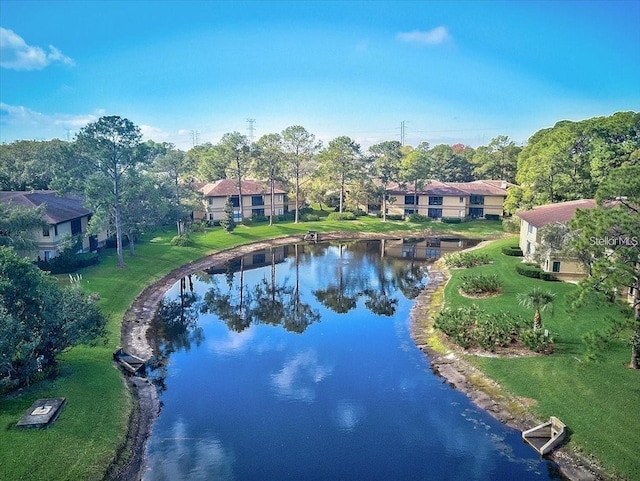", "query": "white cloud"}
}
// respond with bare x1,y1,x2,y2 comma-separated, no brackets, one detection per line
397,26,451,46
0,103,102,140
0,27,74,70
271,350,332,402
